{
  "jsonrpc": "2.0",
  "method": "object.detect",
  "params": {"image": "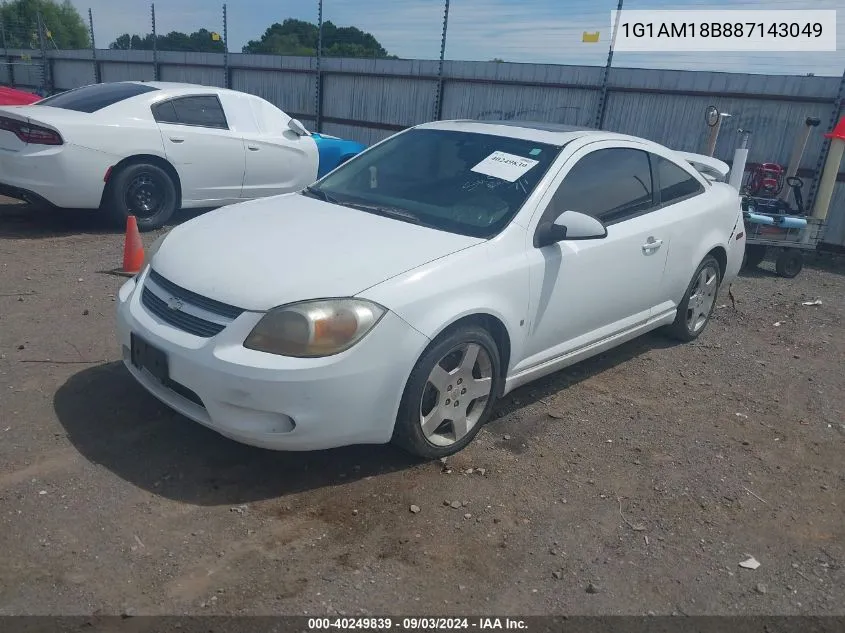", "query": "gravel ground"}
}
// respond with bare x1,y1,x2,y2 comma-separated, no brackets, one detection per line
0,198,843,616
